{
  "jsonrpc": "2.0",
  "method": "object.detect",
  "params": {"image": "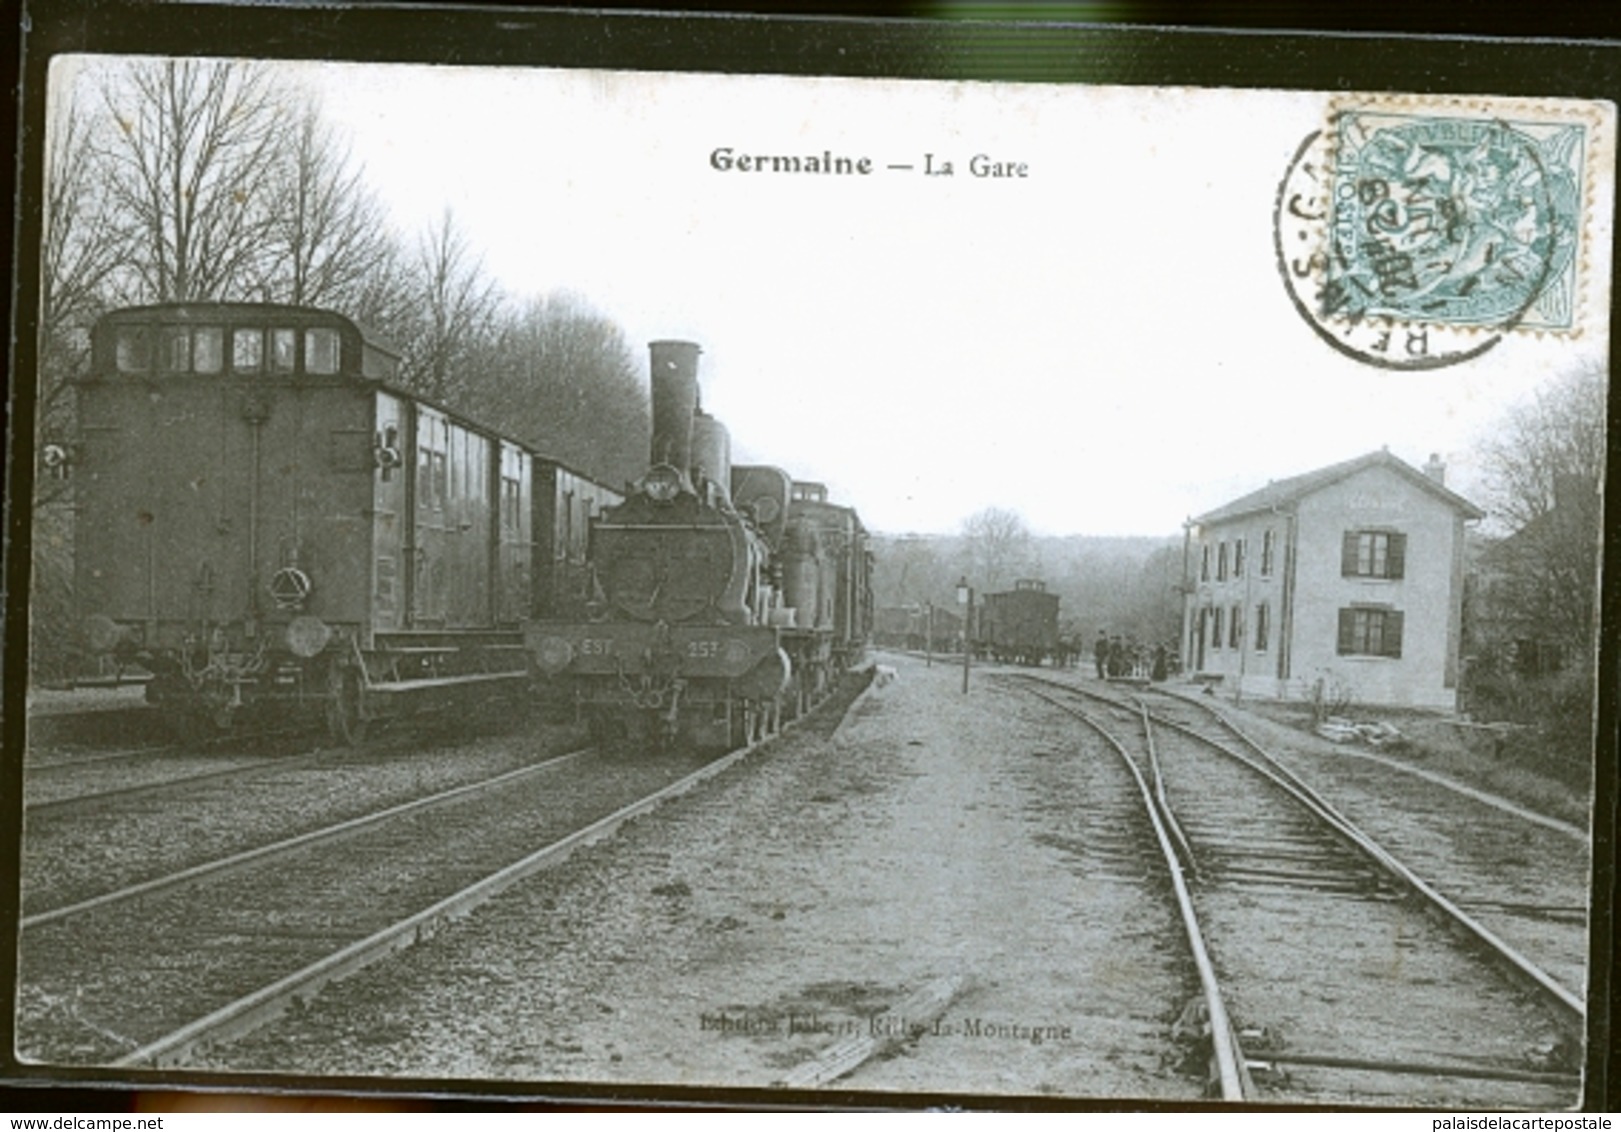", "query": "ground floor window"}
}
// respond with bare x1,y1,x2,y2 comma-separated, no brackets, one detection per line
1337,606,1404,658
